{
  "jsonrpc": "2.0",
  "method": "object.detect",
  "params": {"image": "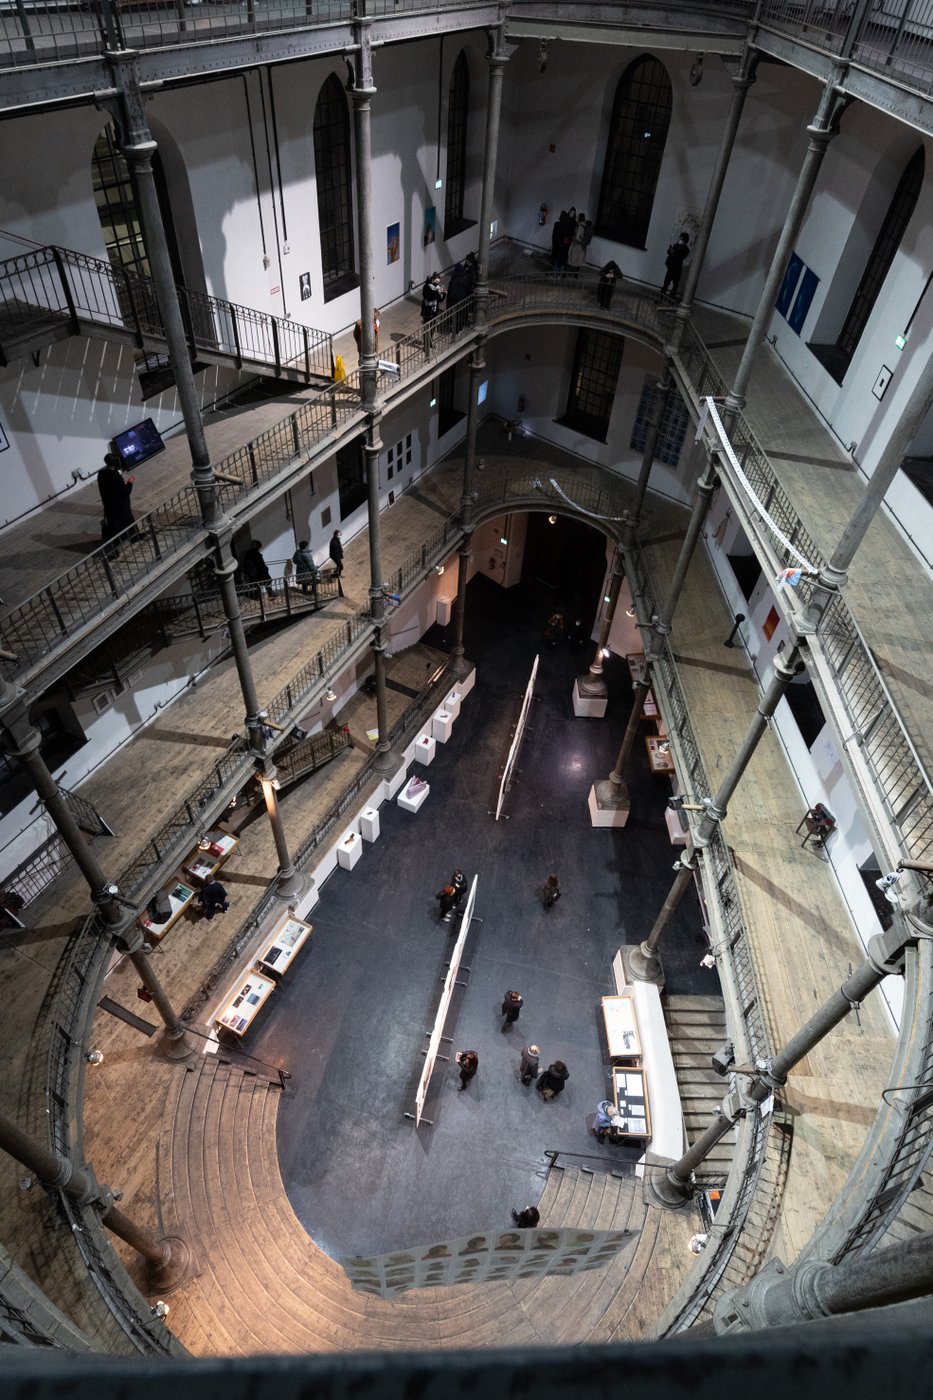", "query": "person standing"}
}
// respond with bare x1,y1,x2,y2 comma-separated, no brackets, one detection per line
662,232,690,298
291,540,320,597
567,213,587,274
446,257,476,333
242,541,276,601
457,1049,479,1091
421,272,446,351
198,878,228,920
97,451,136,553
436,882,457,923
451,869,468,908
544,875,561,910
537,1060,569,1100
597,260,621,309
501,989,523,1031
329,530,345,596
519,1044,540,1086
511,1206,540,1228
